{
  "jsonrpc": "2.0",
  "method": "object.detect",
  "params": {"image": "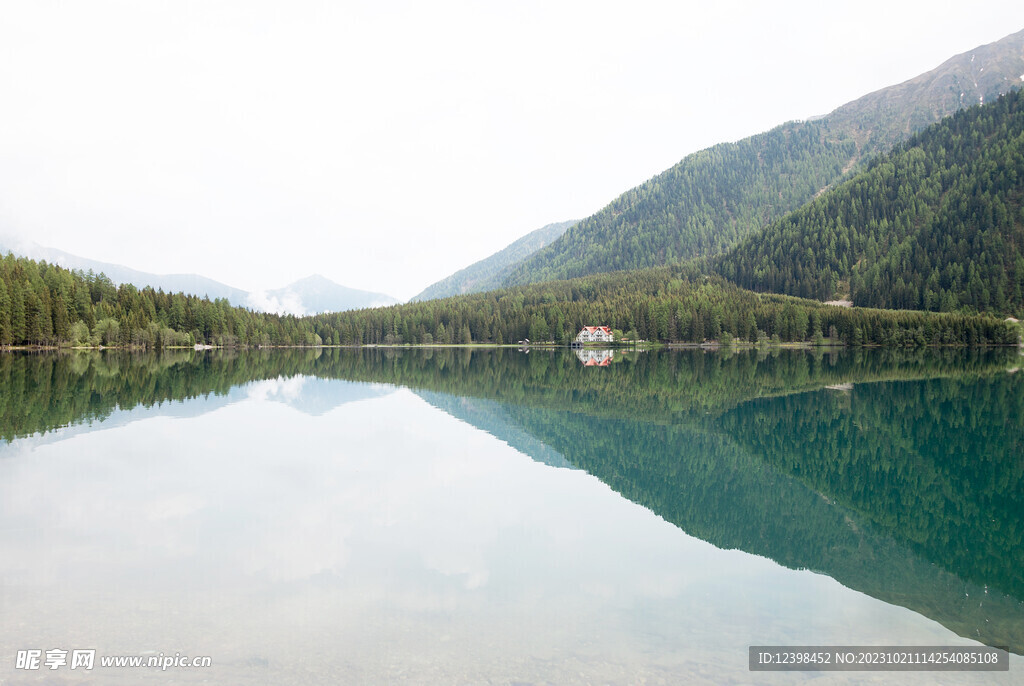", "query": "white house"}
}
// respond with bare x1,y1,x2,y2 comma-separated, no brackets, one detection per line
575,326,614,344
